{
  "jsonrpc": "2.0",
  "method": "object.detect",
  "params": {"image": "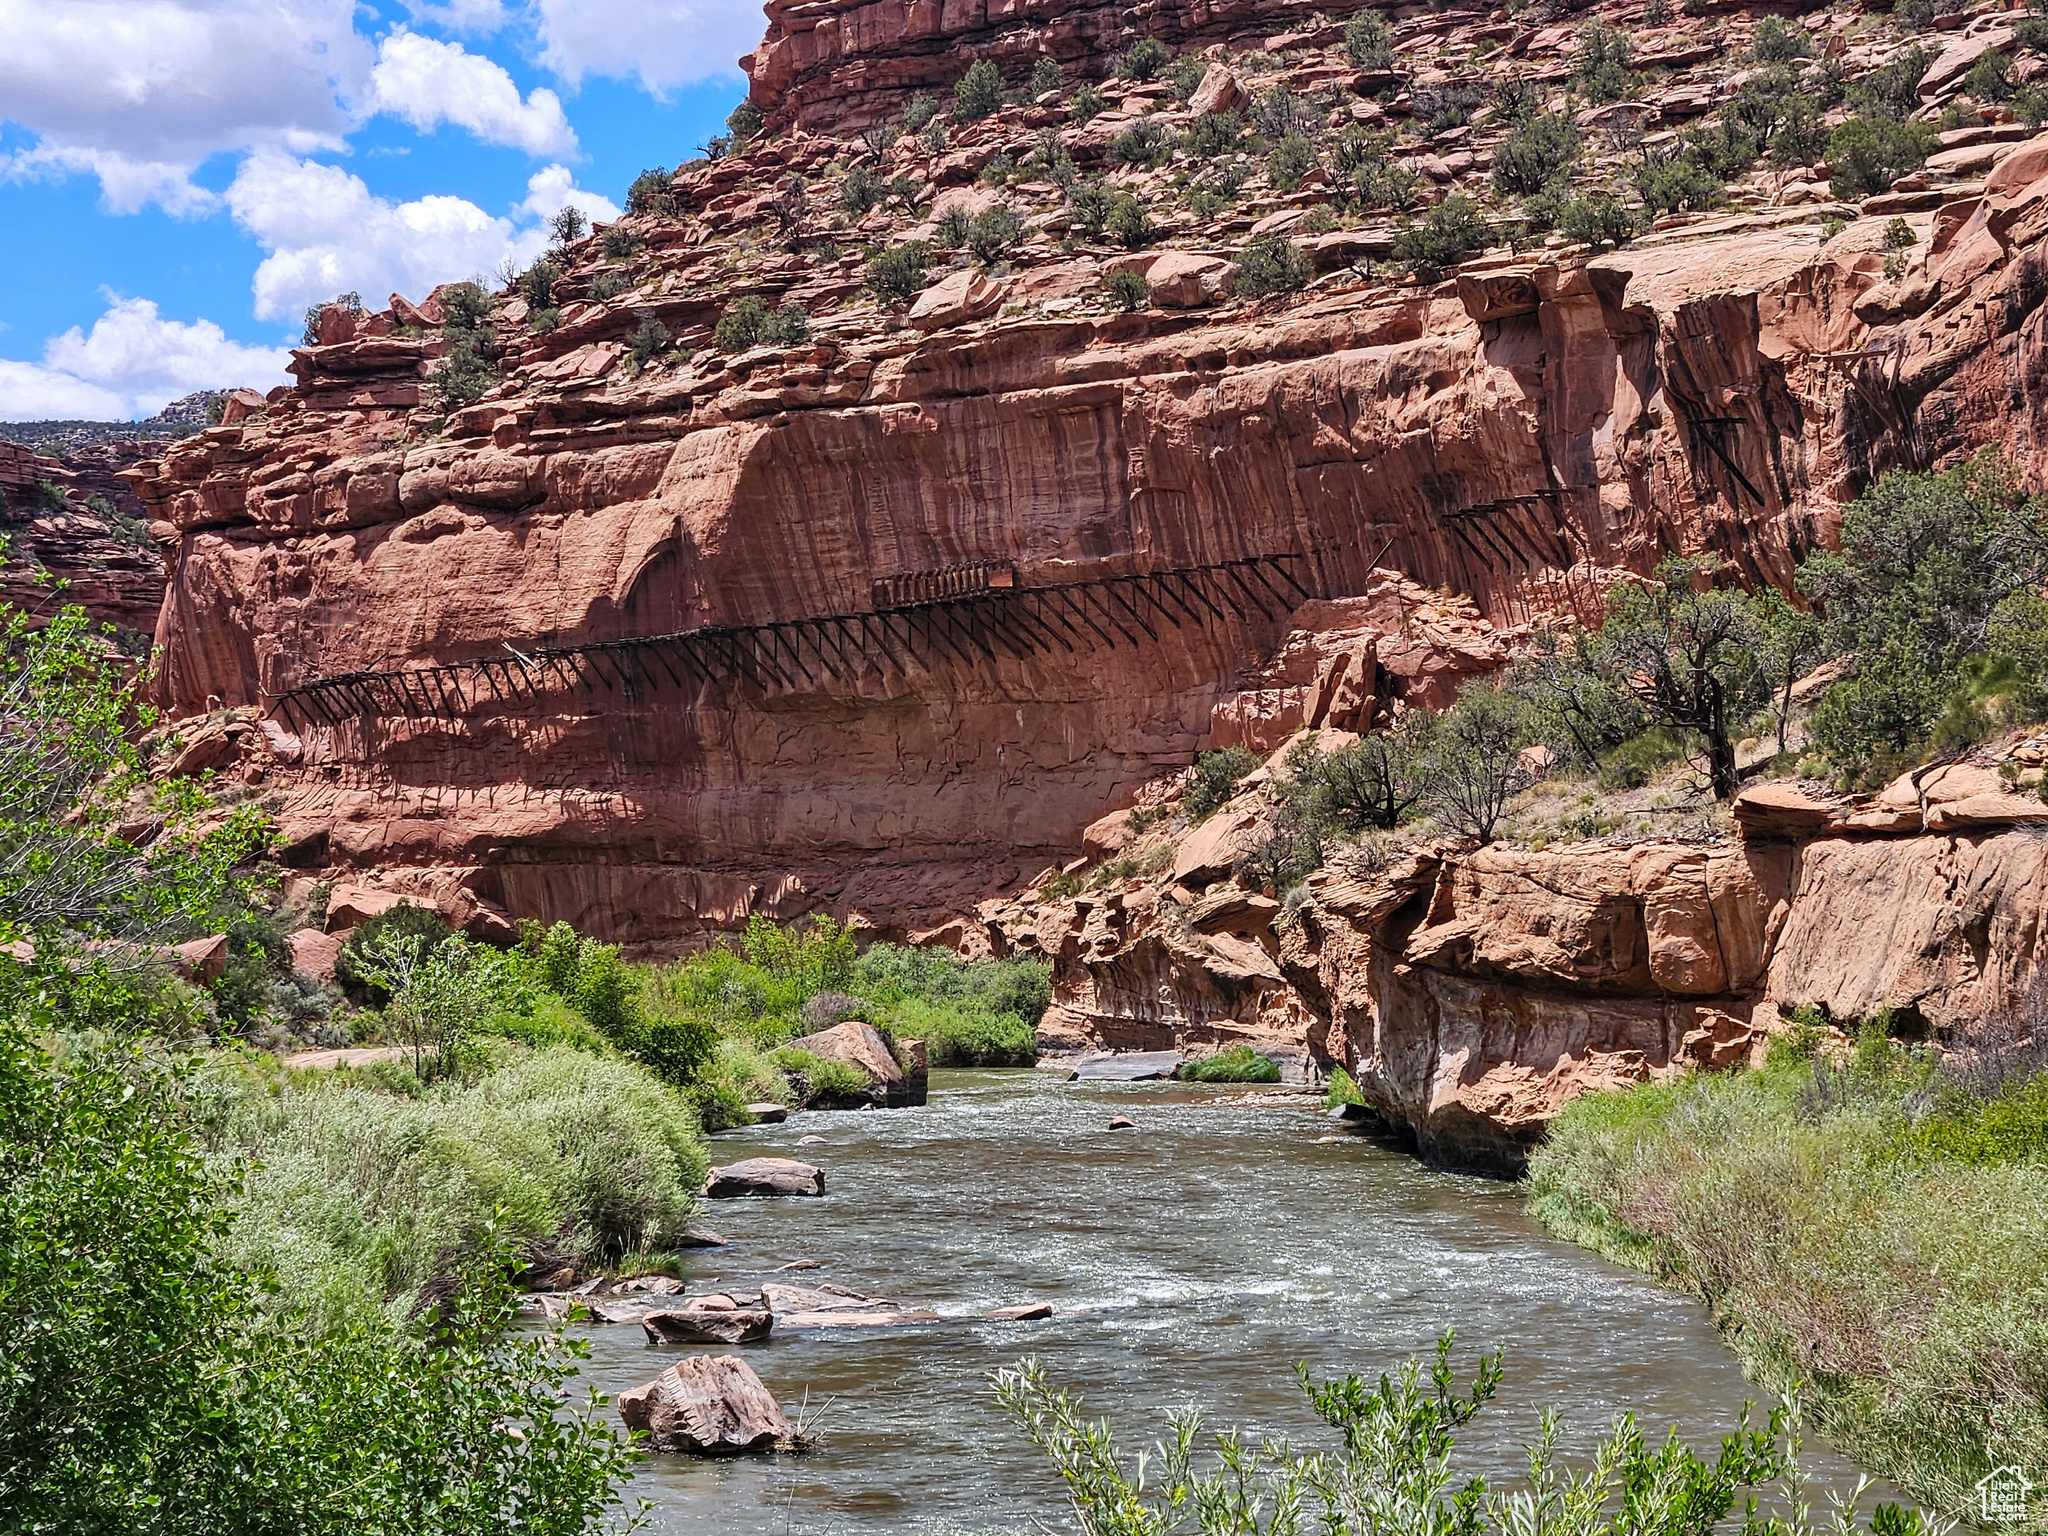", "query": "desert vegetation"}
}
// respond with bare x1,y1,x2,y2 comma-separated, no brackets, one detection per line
1530,1017,2048,1515
0,593,648,1530
1066,452,2048,911
998,1332,1934,1536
